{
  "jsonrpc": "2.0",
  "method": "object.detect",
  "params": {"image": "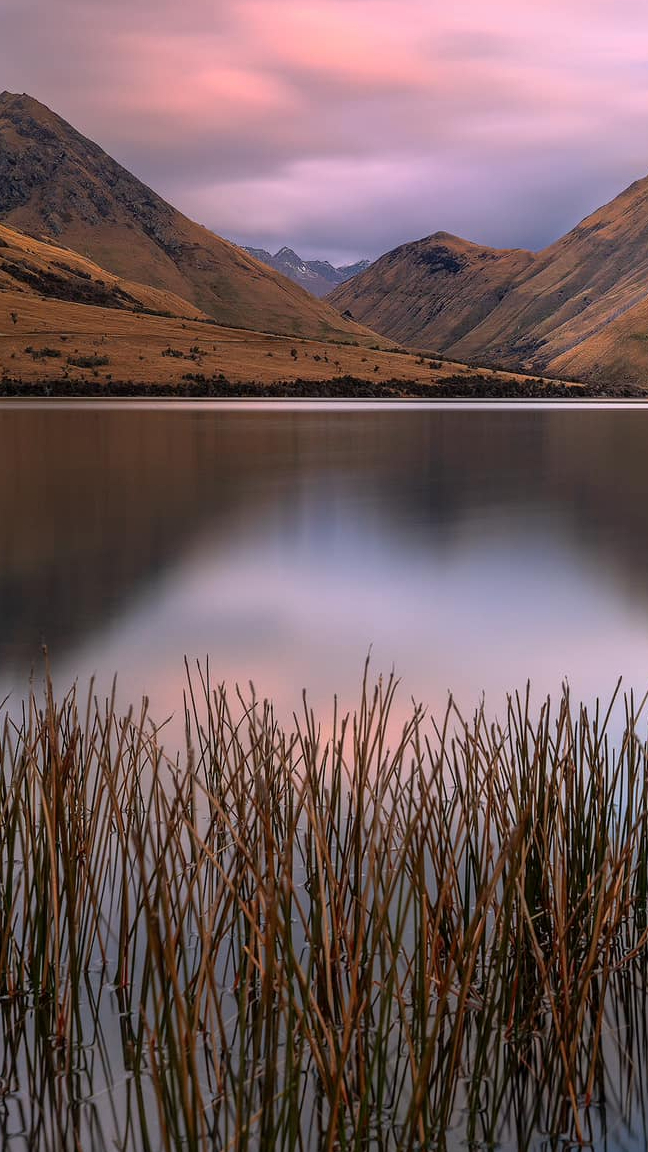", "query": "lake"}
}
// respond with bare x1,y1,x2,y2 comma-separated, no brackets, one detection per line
3,398,648,1152
2,400,648,736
